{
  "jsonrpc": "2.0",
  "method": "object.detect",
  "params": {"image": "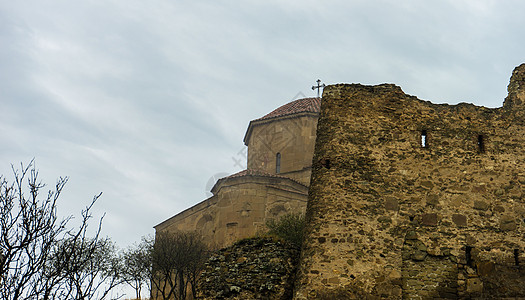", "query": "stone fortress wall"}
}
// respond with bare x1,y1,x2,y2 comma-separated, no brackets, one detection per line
294,64,525,299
